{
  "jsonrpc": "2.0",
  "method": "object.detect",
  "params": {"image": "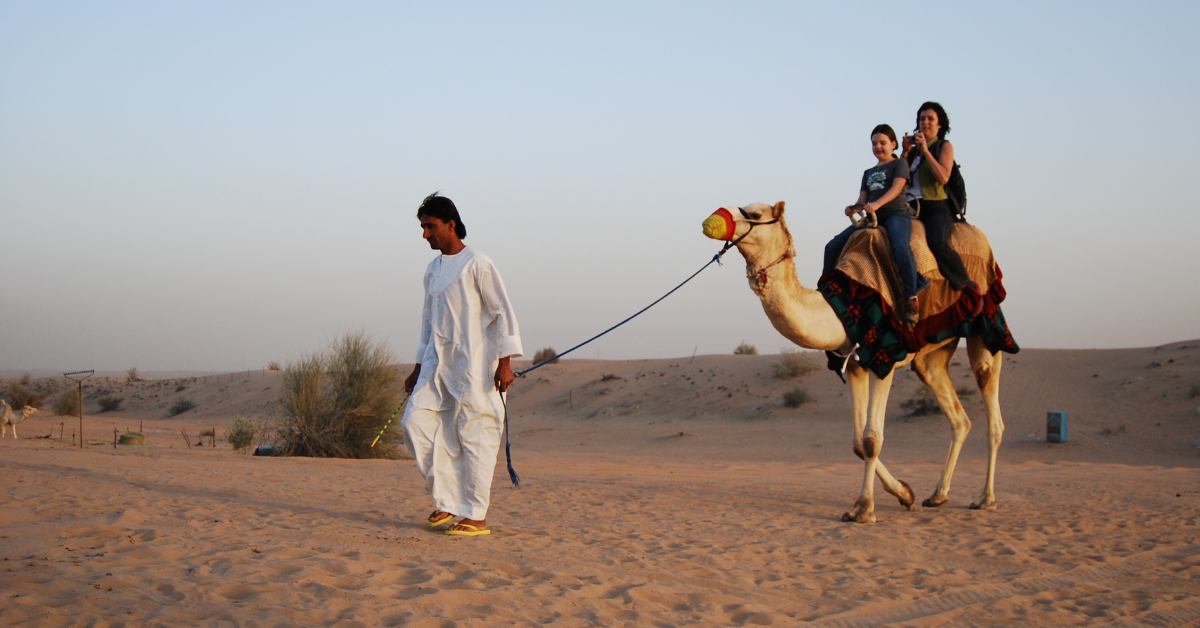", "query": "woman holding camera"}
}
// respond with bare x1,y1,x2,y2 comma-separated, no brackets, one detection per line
823,124,929,324
903,101,970,291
